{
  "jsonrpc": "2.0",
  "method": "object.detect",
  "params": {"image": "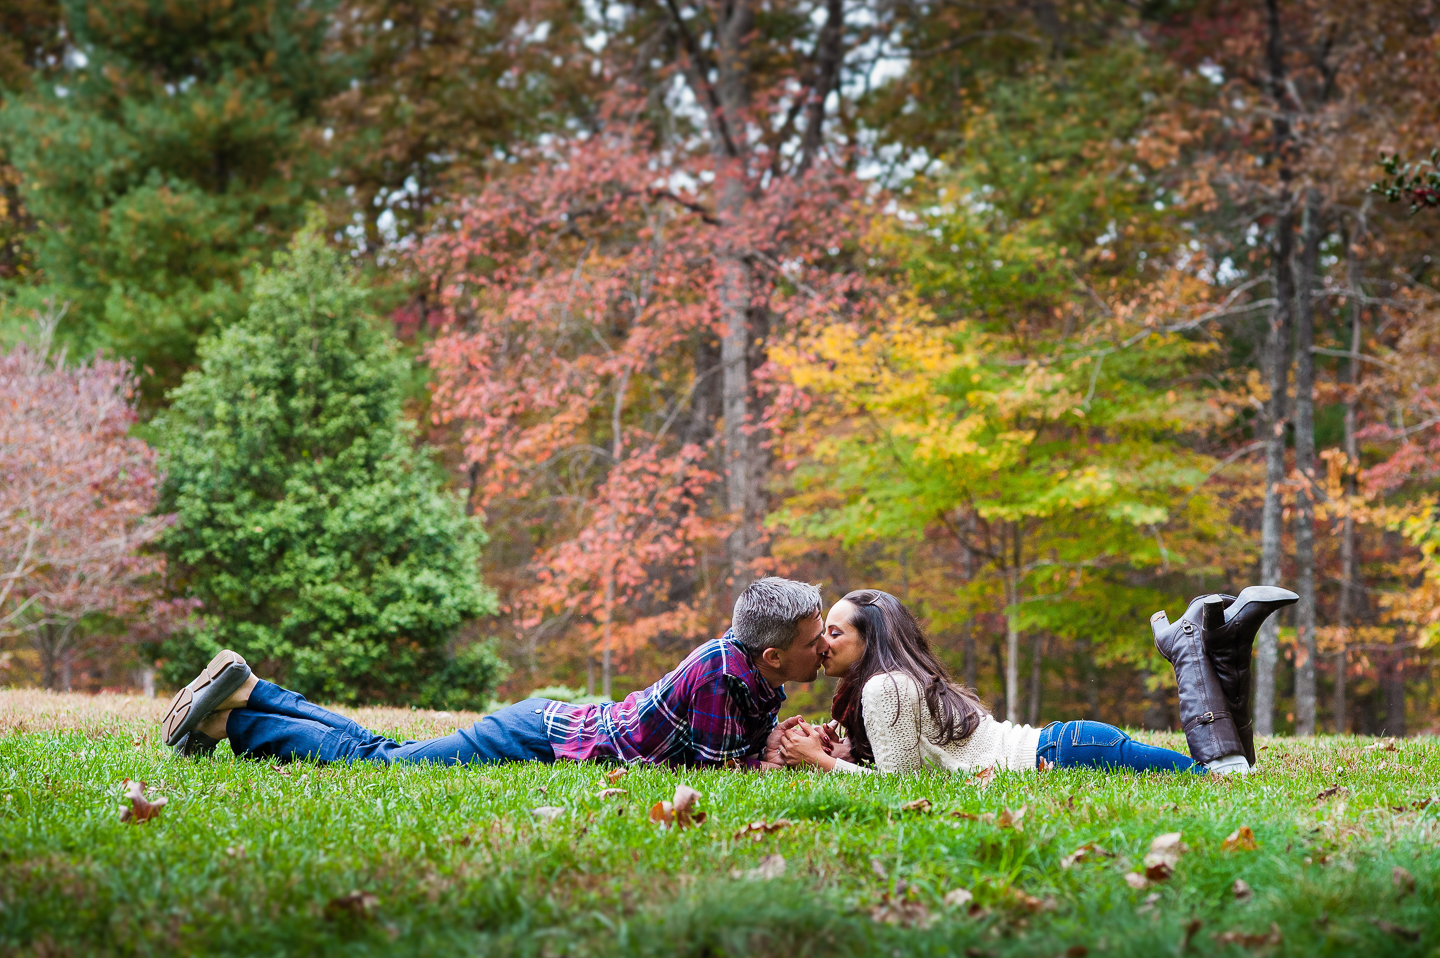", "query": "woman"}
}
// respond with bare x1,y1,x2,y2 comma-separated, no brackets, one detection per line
778,589,1260,776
